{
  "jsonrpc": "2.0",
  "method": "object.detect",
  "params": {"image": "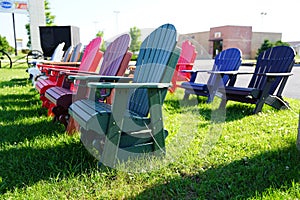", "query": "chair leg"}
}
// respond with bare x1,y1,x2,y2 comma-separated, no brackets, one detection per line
206,94,213,103
253,92,271,114
253,100,265,114
219,98,227,110
254,78,275,114
183,92,190,100
297,112,300,152
59,114,69,129
81,129,105,160
265,95,290,110
52,106,69,128
66,117,79,135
